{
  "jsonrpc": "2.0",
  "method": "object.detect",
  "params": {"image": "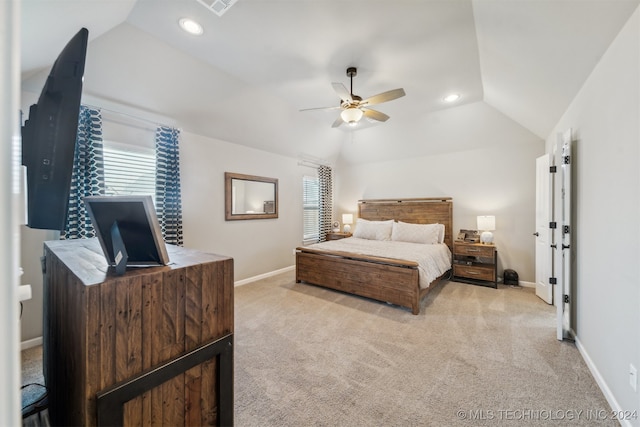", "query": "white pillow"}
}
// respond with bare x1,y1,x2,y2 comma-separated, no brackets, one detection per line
352,218,394,241
436,223,445,244
391,221,441,244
